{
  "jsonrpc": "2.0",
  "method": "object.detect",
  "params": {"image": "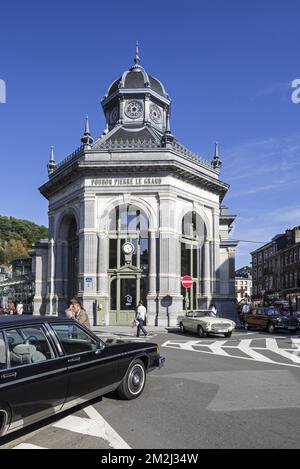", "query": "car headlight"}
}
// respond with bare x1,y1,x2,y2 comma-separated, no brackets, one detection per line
156,345,160,354
276,318,282,323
